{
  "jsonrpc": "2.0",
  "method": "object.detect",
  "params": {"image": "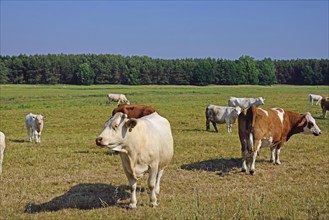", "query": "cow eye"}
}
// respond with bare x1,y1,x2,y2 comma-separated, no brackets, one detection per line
307,122,314,129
